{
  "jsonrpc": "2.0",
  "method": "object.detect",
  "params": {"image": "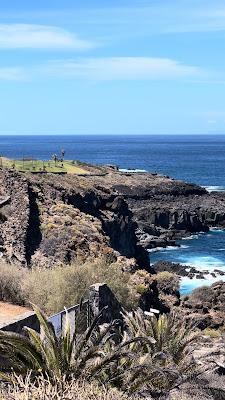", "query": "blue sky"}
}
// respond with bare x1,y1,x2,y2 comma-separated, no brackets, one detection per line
0,0,225,135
